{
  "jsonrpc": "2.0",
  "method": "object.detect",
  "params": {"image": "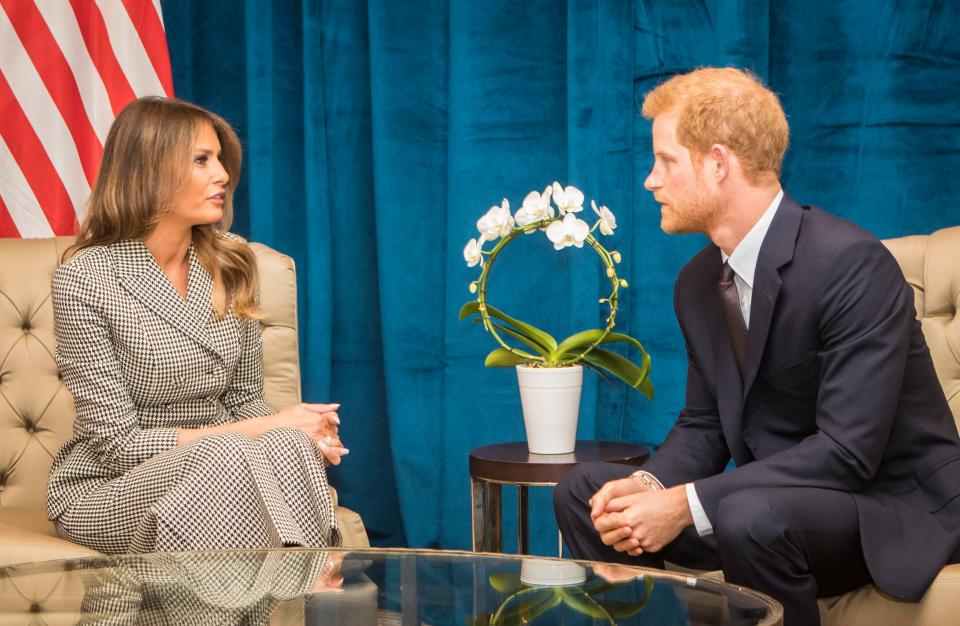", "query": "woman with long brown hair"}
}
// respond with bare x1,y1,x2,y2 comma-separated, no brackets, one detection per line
46,96,346,552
